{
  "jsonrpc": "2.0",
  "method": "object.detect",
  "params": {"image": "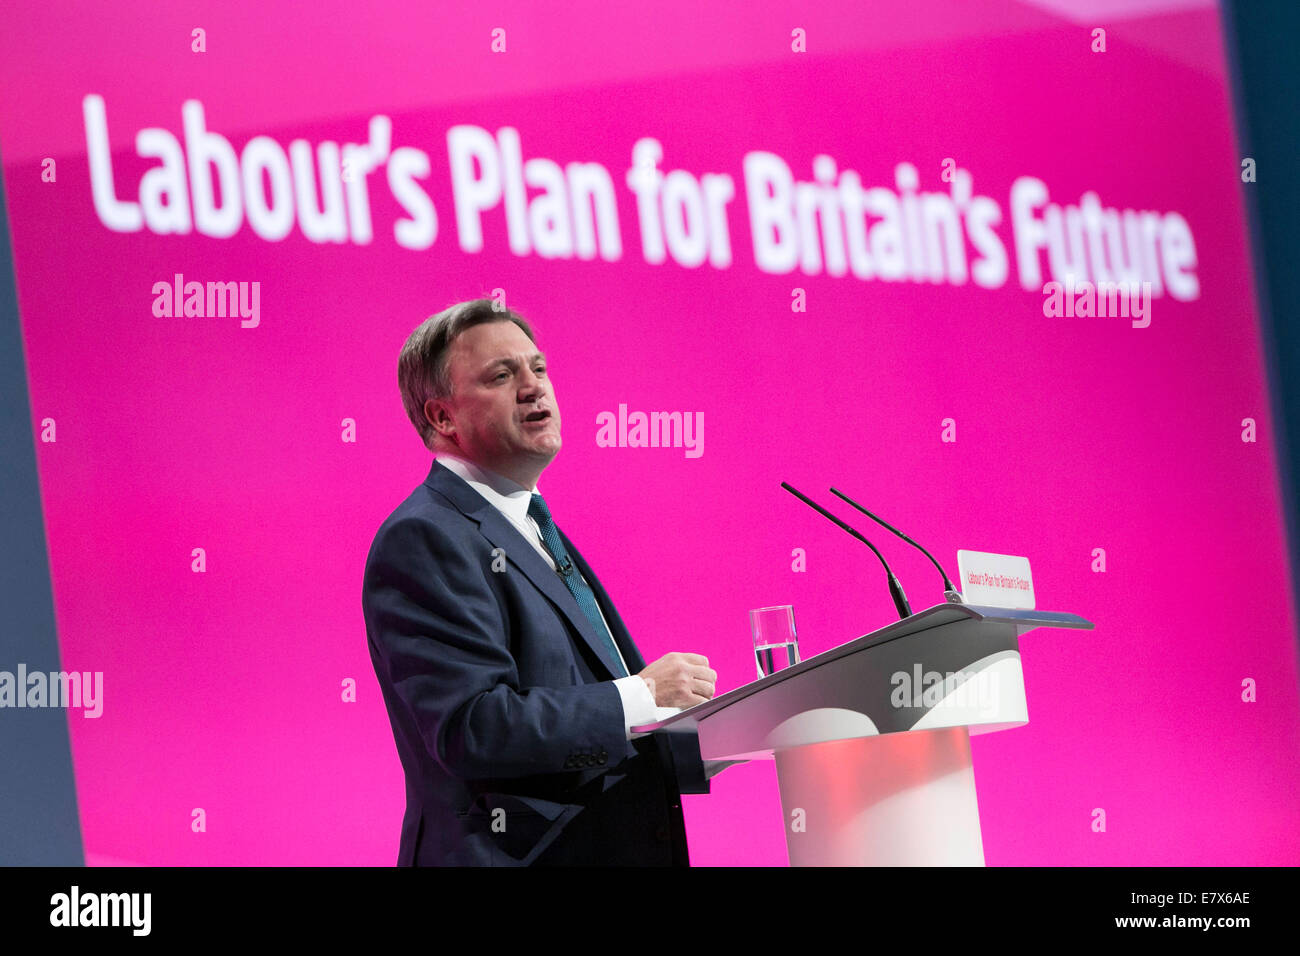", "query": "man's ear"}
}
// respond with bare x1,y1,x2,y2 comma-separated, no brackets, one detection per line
426,397,456,438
